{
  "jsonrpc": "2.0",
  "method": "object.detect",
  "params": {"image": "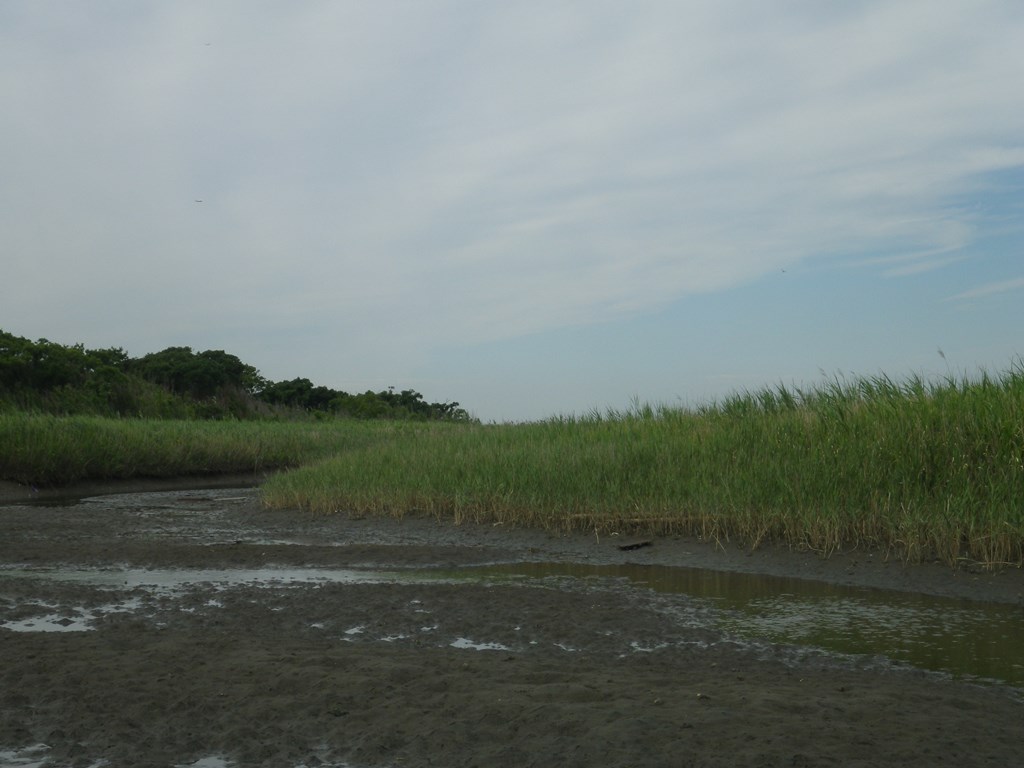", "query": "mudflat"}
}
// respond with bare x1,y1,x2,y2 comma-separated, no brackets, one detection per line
1,481,1022,768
